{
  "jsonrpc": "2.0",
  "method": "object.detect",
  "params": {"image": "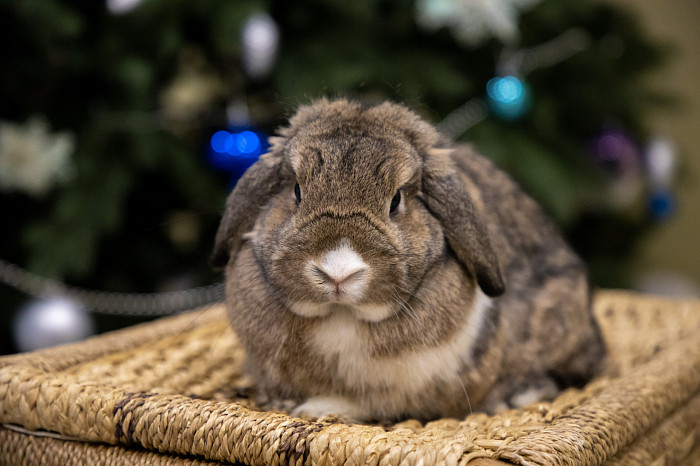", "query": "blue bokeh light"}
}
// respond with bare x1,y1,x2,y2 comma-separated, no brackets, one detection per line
208,127,268,184
211,130,263,156
649,189,676,221
235,131,261,155
210,130,234,153
486,76,531,121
